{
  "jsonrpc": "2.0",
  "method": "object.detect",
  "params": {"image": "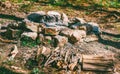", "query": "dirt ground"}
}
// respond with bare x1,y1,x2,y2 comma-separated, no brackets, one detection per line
0,2,120,74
